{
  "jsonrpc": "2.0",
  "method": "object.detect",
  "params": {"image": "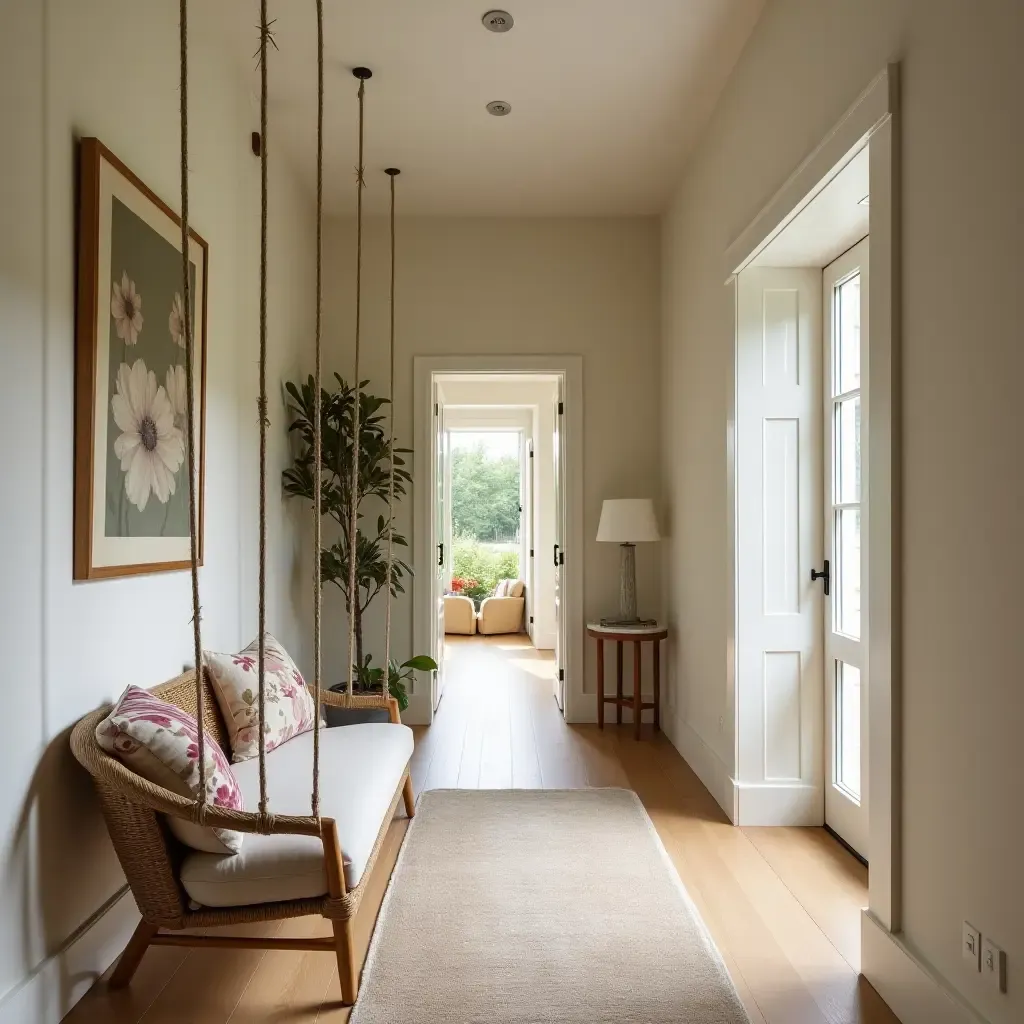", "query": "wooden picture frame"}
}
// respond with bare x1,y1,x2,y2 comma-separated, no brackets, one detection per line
74,137,208,581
